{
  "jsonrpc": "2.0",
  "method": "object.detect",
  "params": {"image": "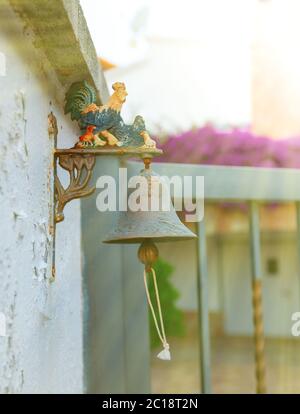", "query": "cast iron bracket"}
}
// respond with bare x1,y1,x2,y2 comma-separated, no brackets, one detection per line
54,147,162,223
